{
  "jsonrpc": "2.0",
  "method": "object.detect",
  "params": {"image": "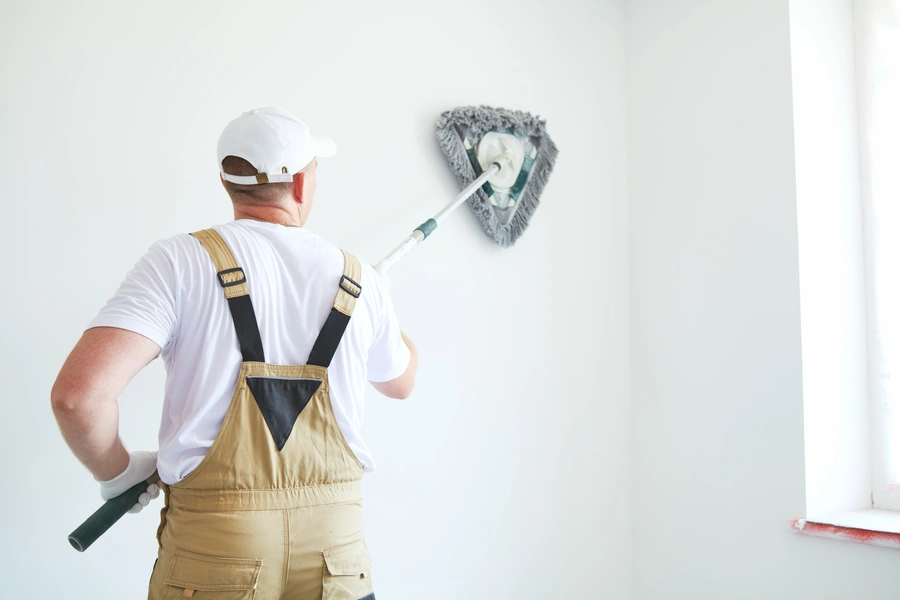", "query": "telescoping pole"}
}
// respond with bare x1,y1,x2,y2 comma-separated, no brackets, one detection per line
374,160,504,275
